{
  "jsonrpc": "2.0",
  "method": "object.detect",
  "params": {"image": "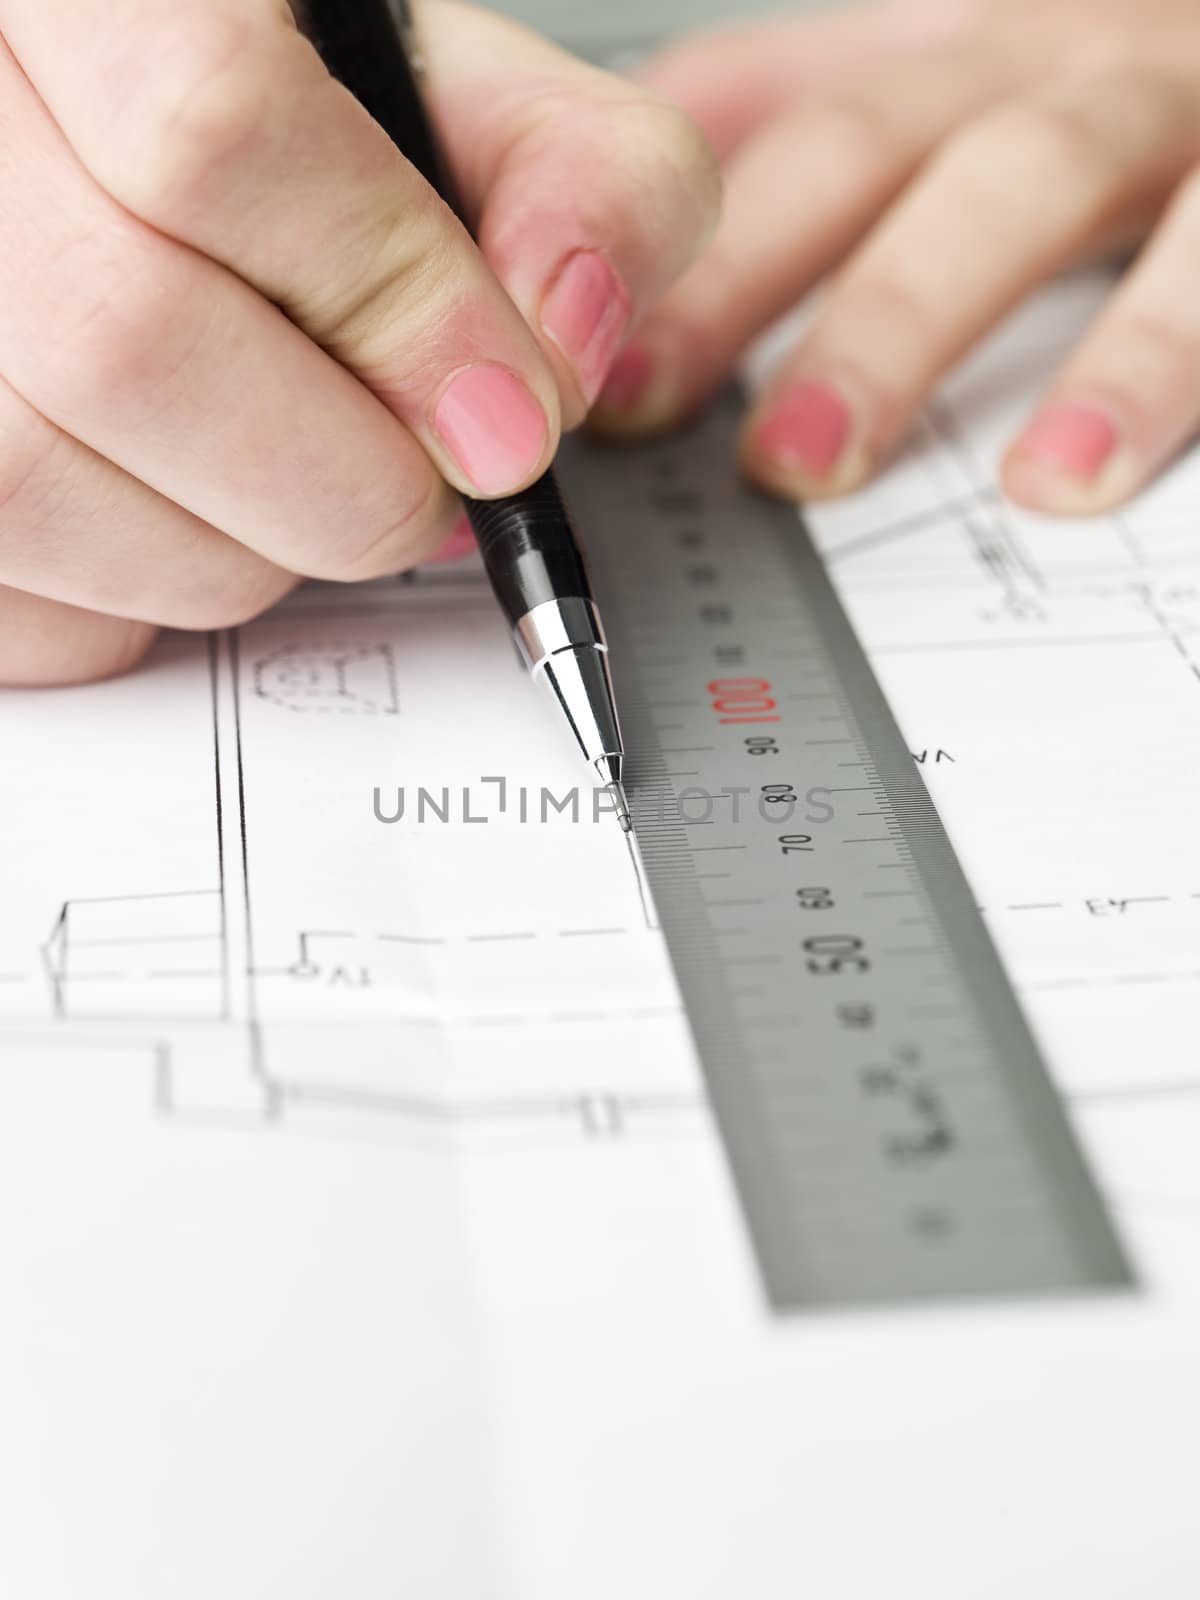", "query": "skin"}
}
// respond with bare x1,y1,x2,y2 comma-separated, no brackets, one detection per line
0,0,719,684
593,0,1200,520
